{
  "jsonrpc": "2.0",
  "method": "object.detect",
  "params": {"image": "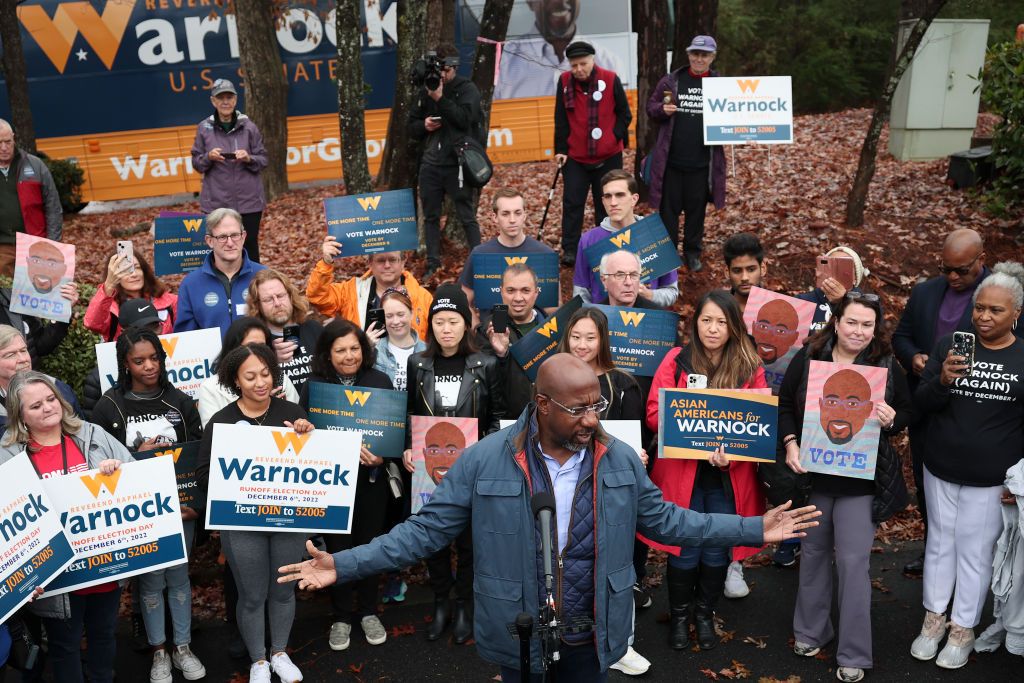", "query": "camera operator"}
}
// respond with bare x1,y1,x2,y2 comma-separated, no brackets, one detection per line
408,44,484,282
